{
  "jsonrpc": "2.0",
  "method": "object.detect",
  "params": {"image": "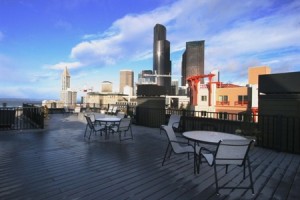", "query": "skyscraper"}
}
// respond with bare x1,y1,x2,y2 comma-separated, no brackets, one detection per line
120,70,134,96
181,40,205,86
60,66,77,106
153,24,171,94
61,66,70,91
